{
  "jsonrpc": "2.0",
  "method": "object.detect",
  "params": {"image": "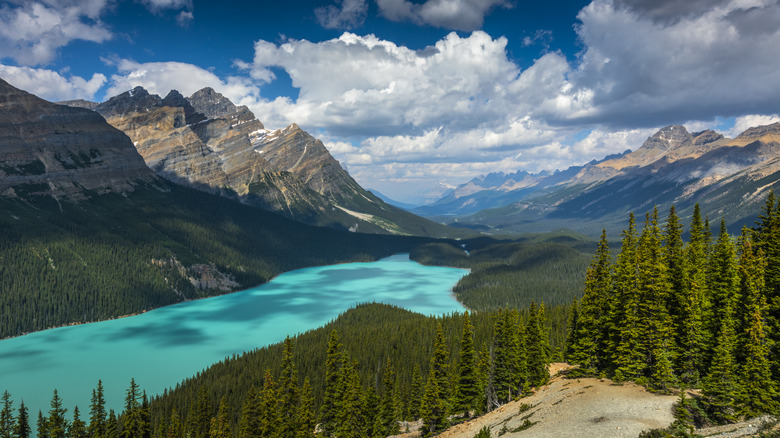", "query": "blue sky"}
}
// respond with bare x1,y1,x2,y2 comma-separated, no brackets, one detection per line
2,0,780,203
